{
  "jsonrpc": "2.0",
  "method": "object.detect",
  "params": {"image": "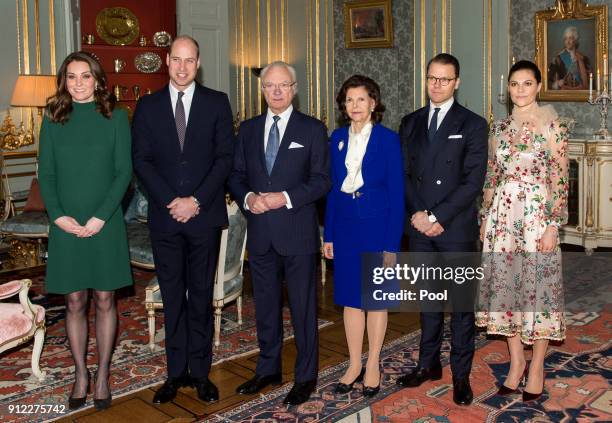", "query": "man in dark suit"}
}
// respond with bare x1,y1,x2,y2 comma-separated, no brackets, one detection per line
132,35,235,404
396,53,488,405
228,61,330,405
